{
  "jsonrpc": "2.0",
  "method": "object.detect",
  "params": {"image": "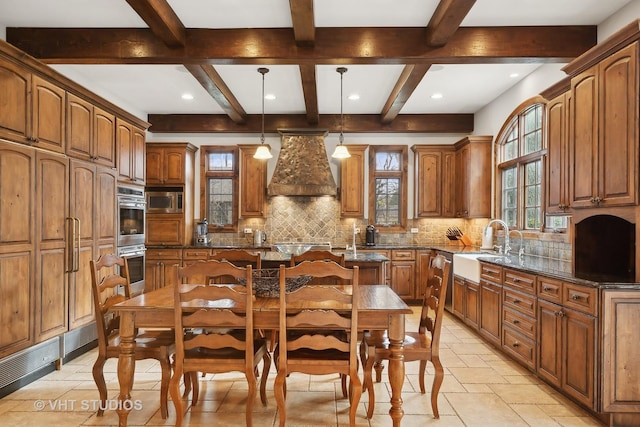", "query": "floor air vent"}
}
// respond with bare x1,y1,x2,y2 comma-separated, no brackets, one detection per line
0,338,60,389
